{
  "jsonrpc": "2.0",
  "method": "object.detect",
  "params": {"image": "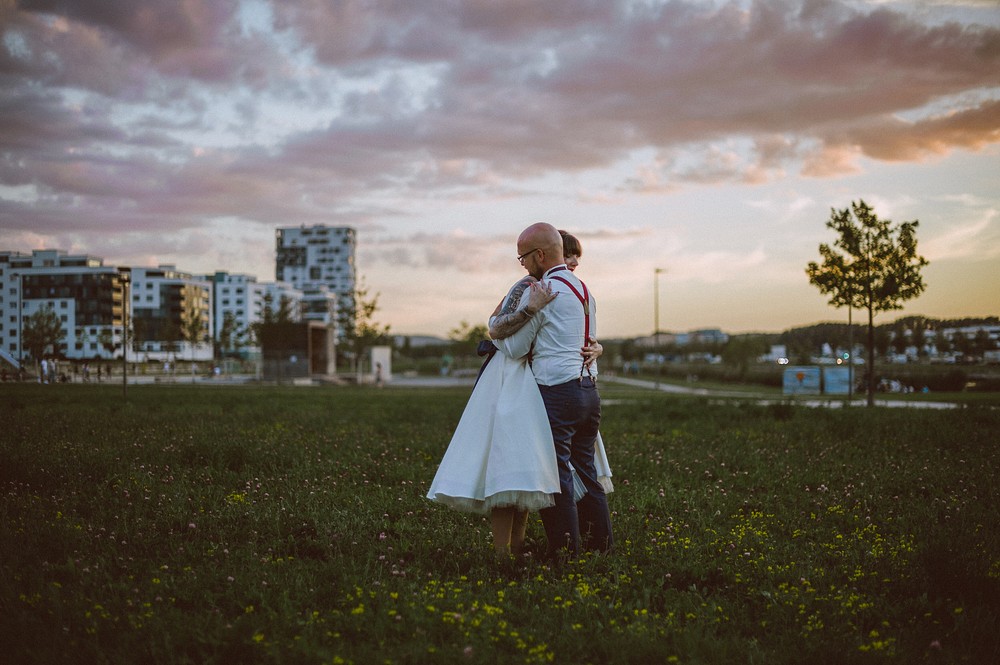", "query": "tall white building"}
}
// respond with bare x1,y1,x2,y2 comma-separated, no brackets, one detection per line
275,225,356,333
300,284,339,328
131,265,212,362
1,249,127,366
